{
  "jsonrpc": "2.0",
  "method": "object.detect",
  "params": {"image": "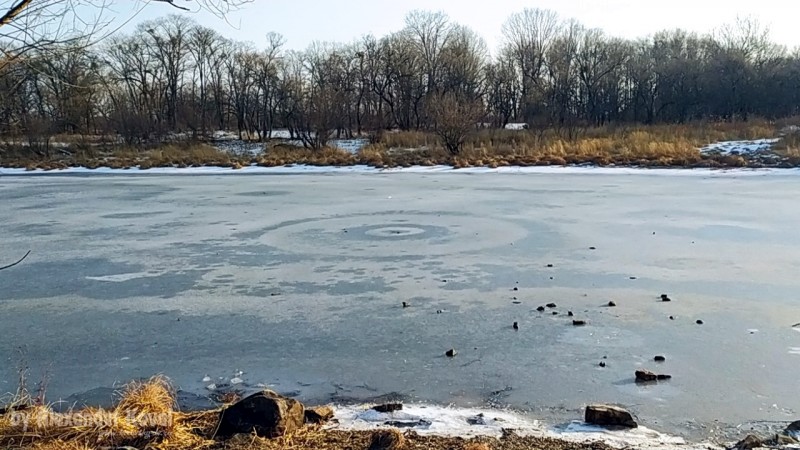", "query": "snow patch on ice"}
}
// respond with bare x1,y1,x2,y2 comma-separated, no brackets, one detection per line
700,139,780,155
85,272,162,282
331,404,716,450
4,164,800,177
